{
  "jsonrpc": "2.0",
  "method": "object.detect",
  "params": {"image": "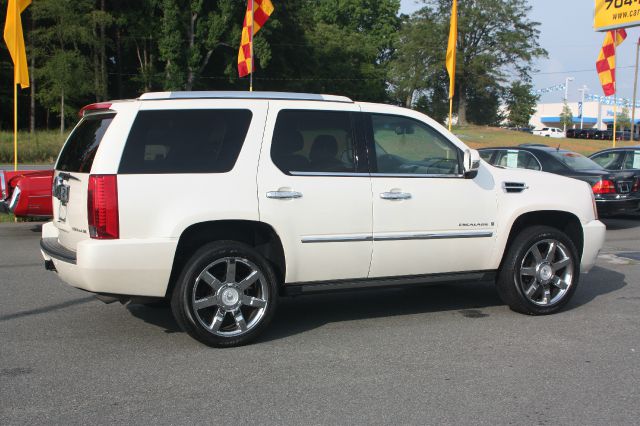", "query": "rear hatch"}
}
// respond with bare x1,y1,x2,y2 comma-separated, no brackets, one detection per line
53,112,116,250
